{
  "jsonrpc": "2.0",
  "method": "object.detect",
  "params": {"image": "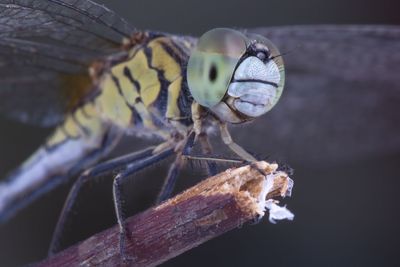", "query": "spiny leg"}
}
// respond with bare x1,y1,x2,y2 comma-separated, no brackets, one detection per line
157,153,246,204
183,155,245,164
220,124,266,175
219,123,268,184
219,122,270,224
219,123,257,162
113,173,130,261
197,132,218,176
155,130,244,204
156,156,184,204
191,102,219,176
155,132,196,204
112,148,175,261
48,146,164,255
